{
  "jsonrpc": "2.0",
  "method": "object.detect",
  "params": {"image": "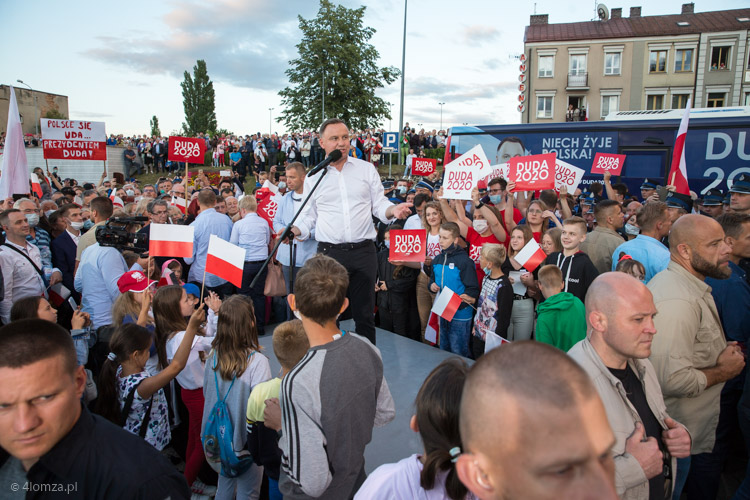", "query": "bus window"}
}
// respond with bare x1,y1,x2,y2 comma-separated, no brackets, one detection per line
621,149,668,181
